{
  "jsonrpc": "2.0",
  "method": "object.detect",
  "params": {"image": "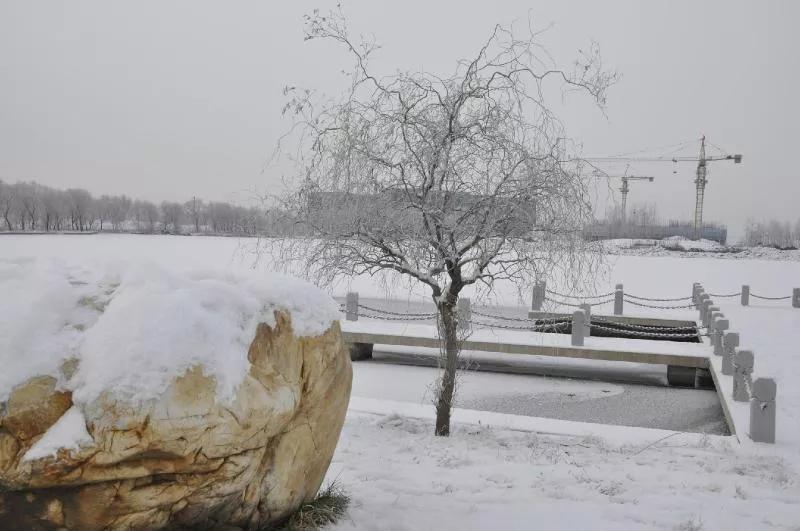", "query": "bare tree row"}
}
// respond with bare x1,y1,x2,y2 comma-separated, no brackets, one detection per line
0,180,280,236
742,219,800,249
